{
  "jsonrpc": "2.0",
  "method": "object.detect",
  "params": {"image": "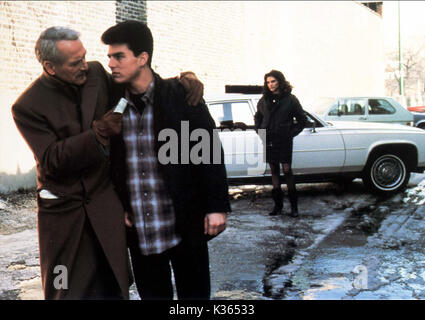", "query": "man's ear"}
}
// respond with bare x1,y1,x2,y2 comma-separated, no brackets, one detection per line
43,61,56,76
138,52,149,67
